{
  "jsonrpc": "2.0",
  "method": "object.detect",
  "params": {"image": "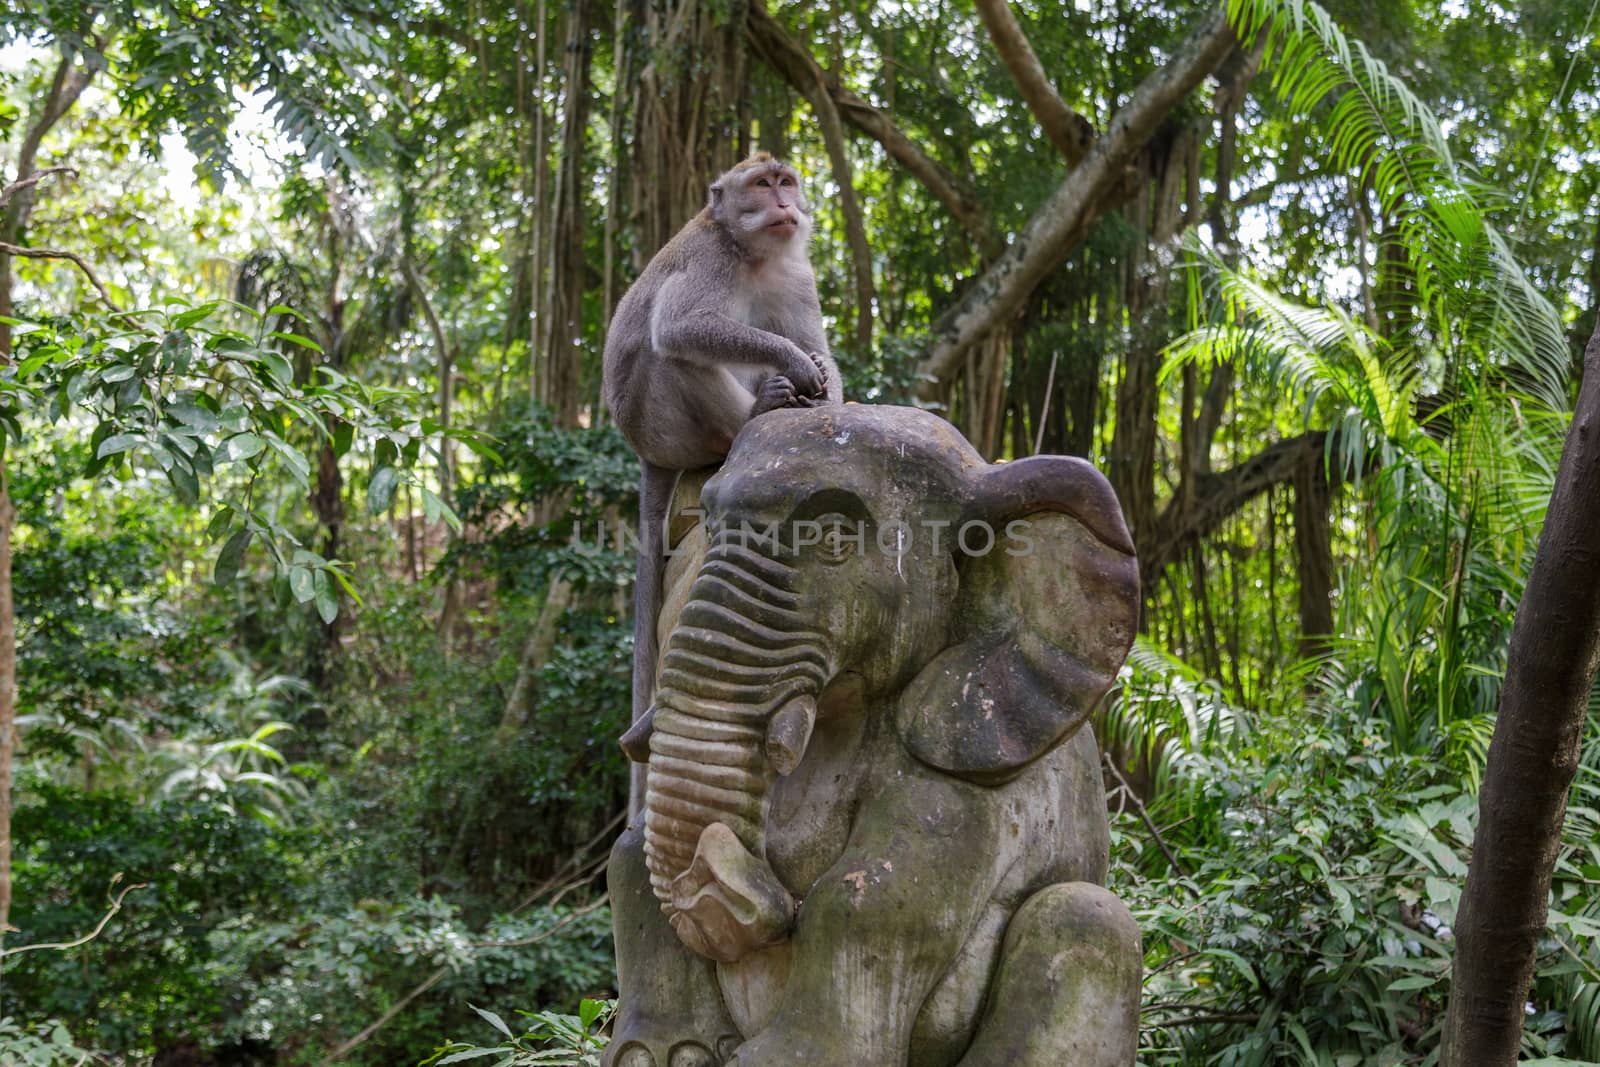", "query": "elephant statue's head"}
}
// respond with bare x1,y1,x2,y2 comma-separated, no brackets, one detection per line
625,405,1139,964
